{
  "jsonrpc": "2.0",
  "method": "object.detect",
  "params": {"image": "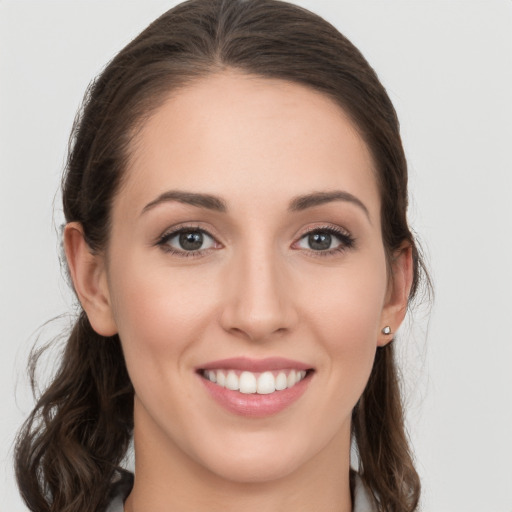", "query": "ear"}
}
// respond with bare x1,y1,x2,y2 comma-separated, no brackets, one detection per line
64,222,117,336
377,242,414,347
